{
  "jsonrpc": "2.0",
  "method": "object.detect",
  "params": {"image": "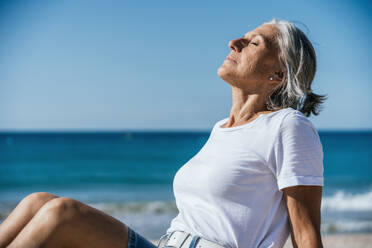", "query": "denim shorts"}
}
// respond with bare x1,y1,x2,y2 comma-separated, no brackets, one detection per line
127,228,209,248
127,226,158,248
